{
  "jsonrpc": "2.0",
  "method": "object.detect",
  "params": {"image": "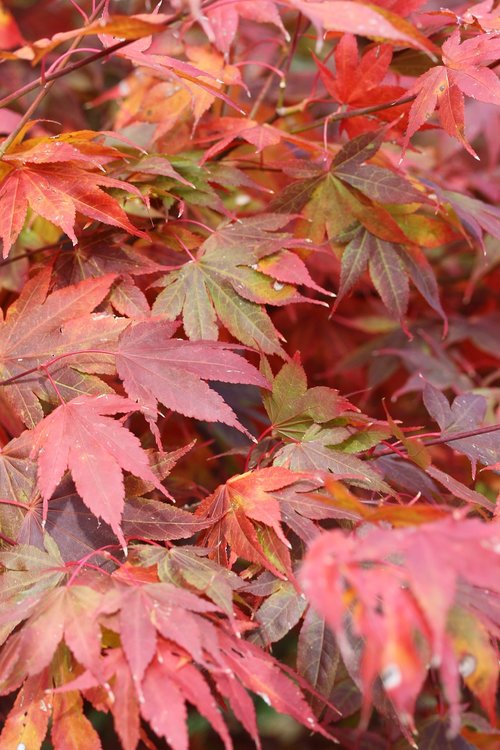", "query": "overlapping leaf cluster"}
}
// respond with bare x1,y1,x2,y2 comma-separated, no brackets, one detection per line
0,1,498,749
